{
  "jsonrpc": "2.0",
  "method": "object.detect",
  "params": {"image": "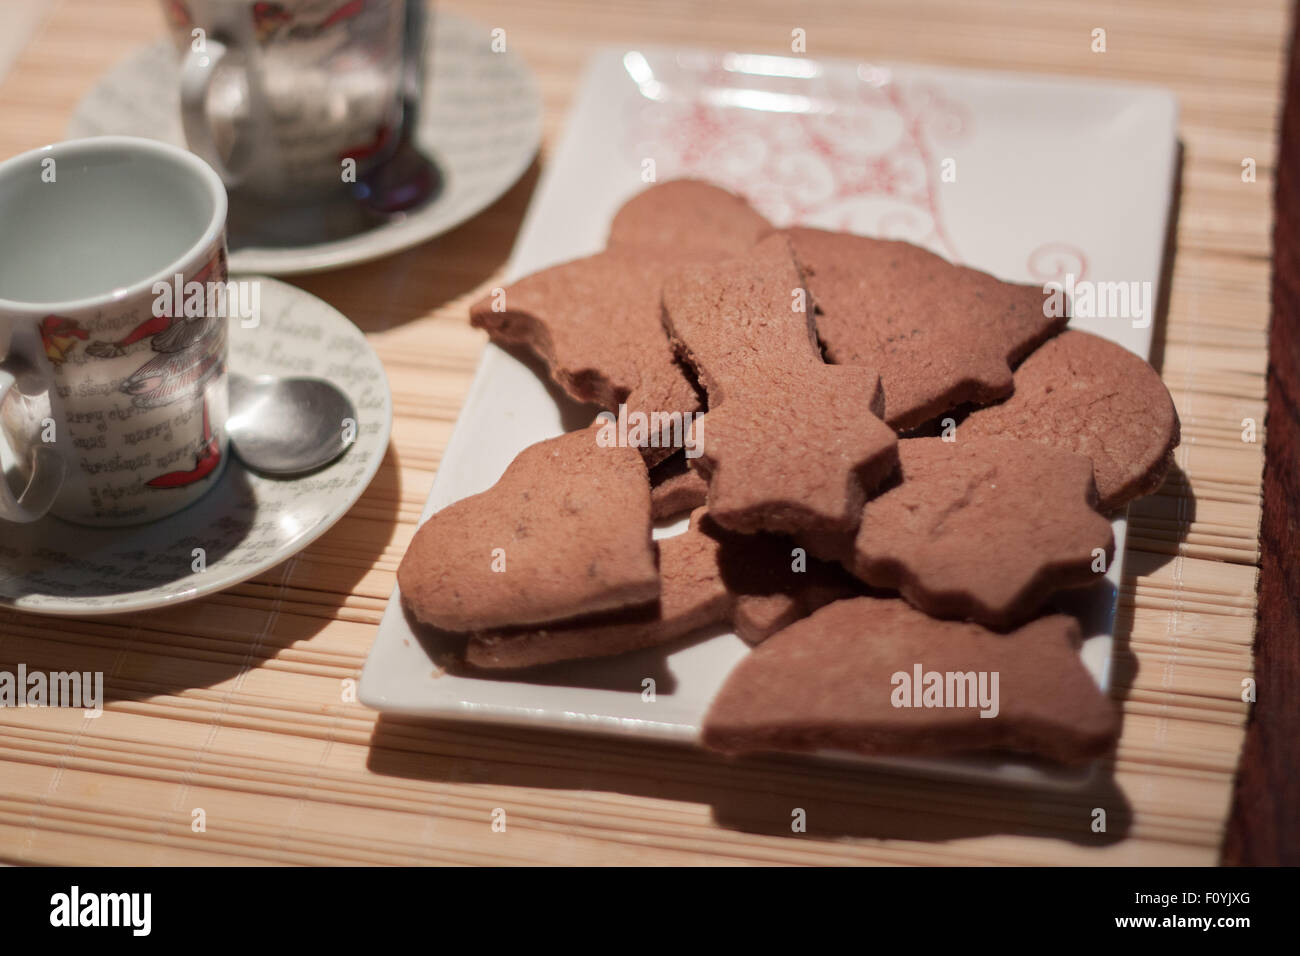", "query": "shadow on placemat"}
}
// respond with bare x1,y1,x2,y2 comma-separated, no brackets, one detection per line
226,131,447,252
366,715,1132,845
1119,141,1196,579
295,159,541,334
0,444,404,706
